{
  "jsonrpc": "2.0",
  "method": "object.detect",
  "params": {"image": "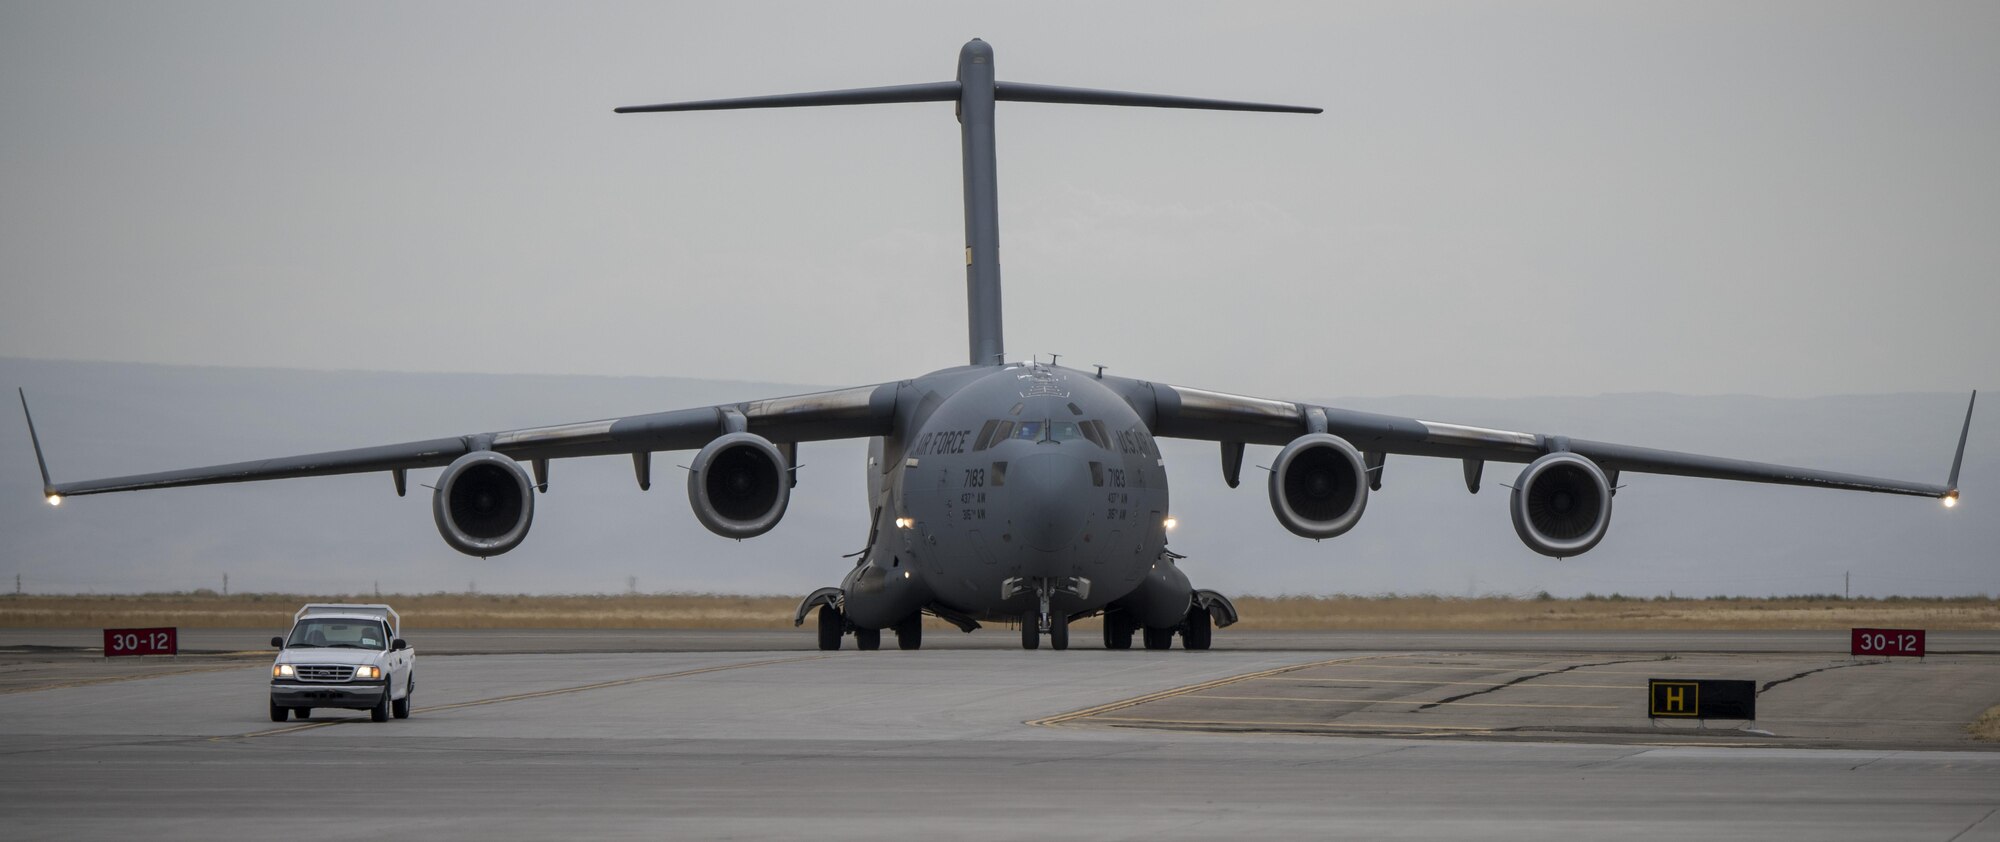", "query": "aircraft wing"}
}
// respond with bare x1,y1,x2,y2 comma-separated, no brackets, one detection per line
1145,384,1974,500
19,383,897,500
